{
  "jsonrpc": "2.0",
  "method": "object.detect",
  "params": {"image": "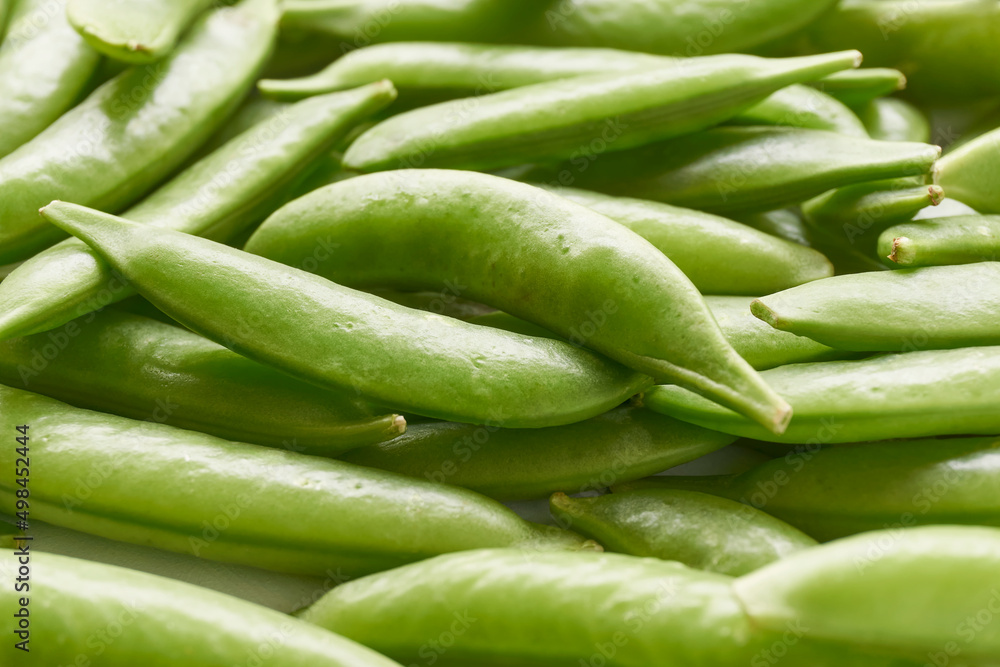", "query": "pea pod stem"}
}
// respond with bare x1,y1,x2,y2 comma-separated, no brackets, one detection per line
880,214,1000,267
